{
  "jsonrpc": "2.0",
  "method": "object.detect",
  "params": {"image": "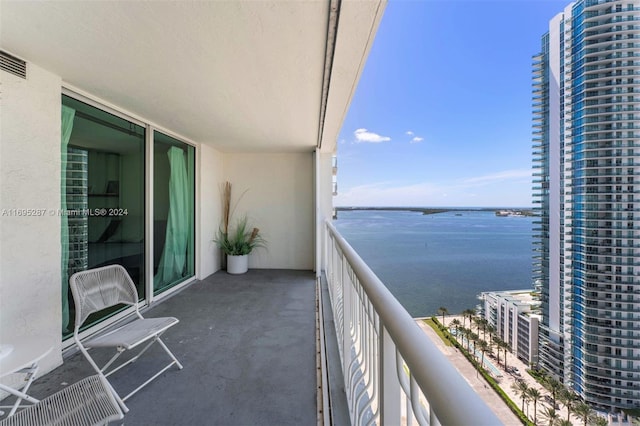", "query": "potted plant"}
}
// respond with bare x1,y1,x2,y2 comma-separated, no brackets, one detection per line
214,182,266,274
214,216,265,274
